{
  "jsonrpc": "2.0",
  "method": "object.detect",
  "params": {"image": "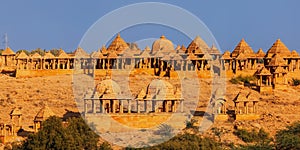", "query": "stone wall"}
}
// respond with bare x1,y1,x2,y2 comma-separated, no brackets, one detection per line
235,114,260,120
16,69,77,78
